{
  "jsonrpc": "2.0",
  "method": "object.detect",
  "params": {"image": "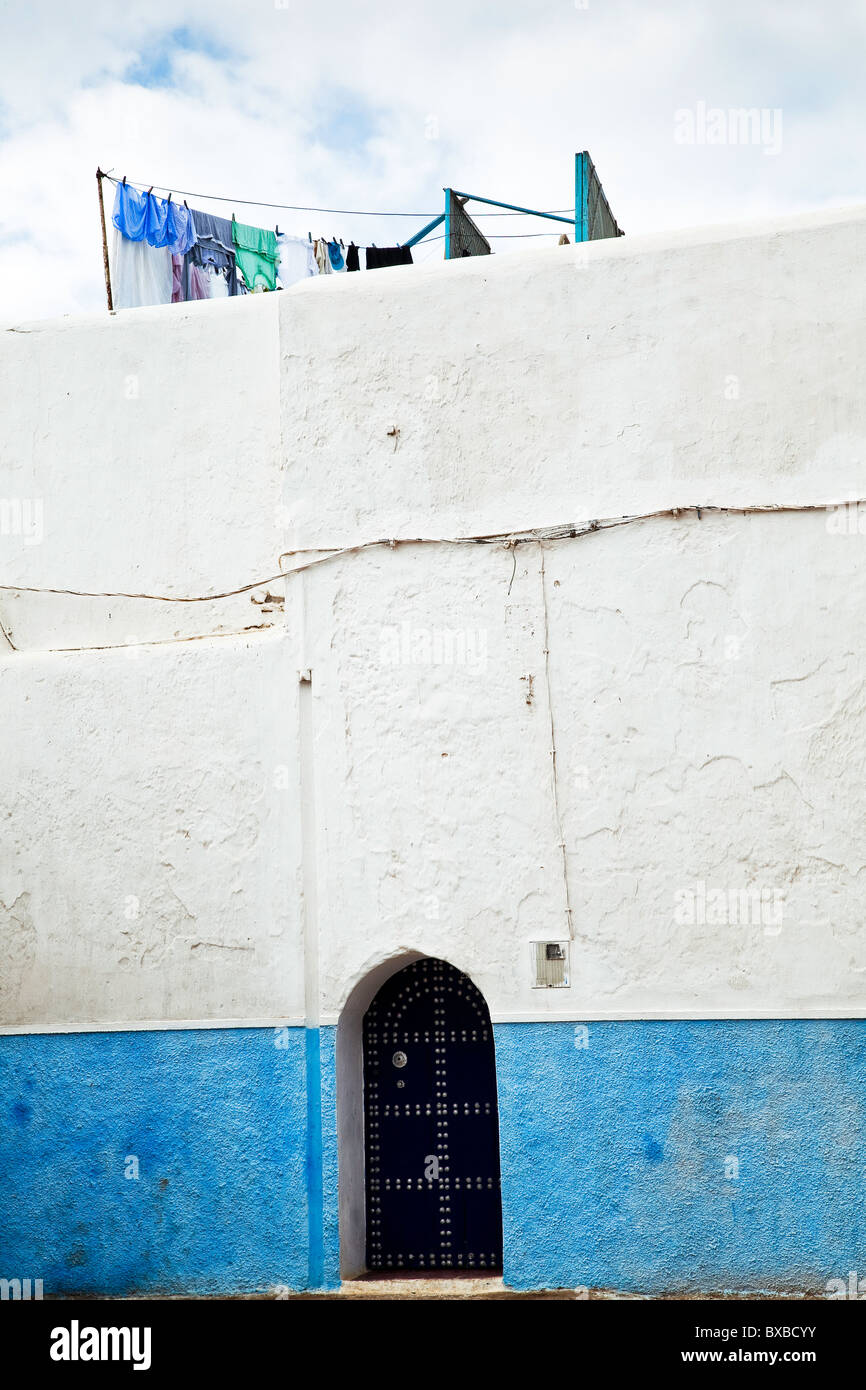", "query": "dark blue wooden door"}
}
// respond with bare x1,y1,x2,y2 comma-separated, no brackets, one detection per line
363,957,503,1273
